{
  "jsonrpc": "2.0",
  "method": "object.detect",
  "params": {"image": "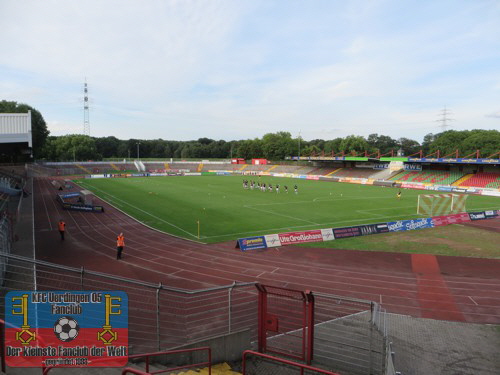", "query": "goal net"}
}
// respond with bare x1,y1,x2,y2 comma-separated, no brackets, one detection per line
417,193,468,216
